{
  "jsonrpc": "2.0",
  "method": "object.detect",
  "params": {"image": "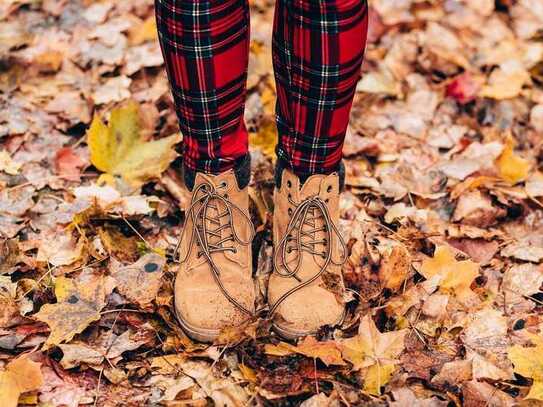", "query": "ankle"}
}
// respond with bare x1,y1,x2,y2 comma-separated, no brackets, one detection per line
183,154,252,191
